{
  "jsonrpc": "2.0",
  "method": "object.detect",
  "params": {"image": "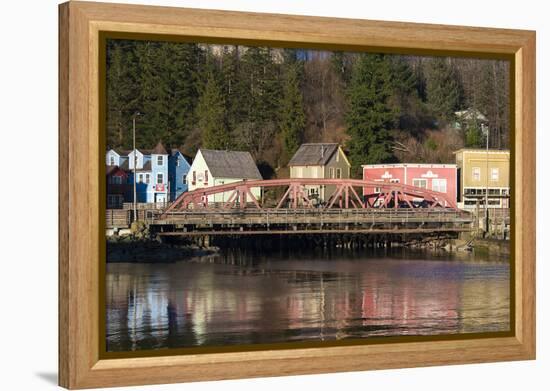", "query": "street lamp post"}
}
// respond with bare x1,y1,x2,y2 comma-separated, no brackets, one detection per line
482,123,489,235
132,112,141,222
